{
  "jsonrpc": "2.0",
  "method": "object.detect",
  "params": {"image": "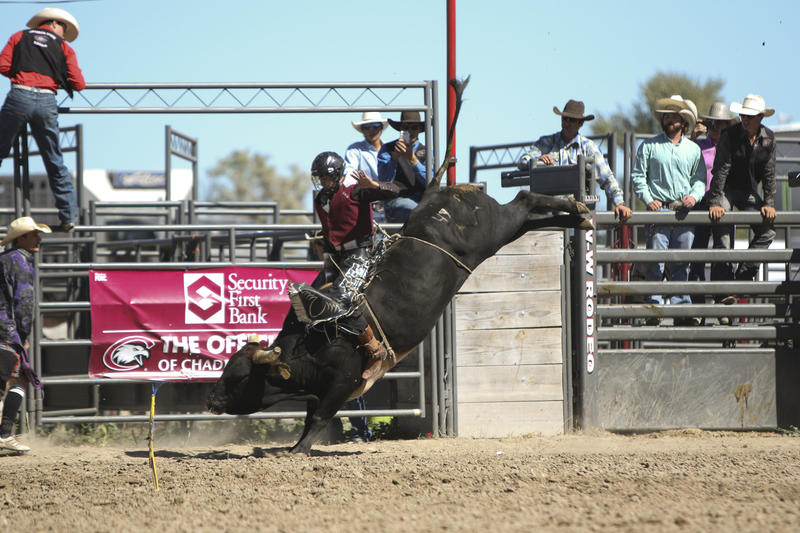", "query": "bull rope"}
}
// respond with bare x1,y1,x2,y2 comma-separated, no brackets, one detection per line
394,236,473,274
